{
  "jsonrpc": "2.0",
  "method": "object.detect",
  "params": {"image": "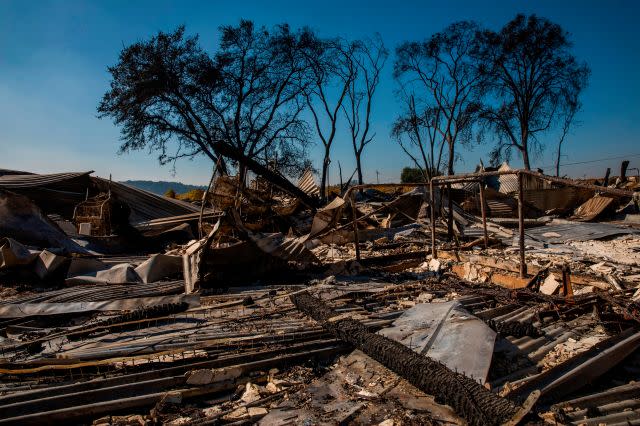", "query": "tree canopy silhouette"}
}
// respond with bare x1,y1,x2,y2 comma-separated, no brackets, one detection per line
98,22,317,178
478,14,590,169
